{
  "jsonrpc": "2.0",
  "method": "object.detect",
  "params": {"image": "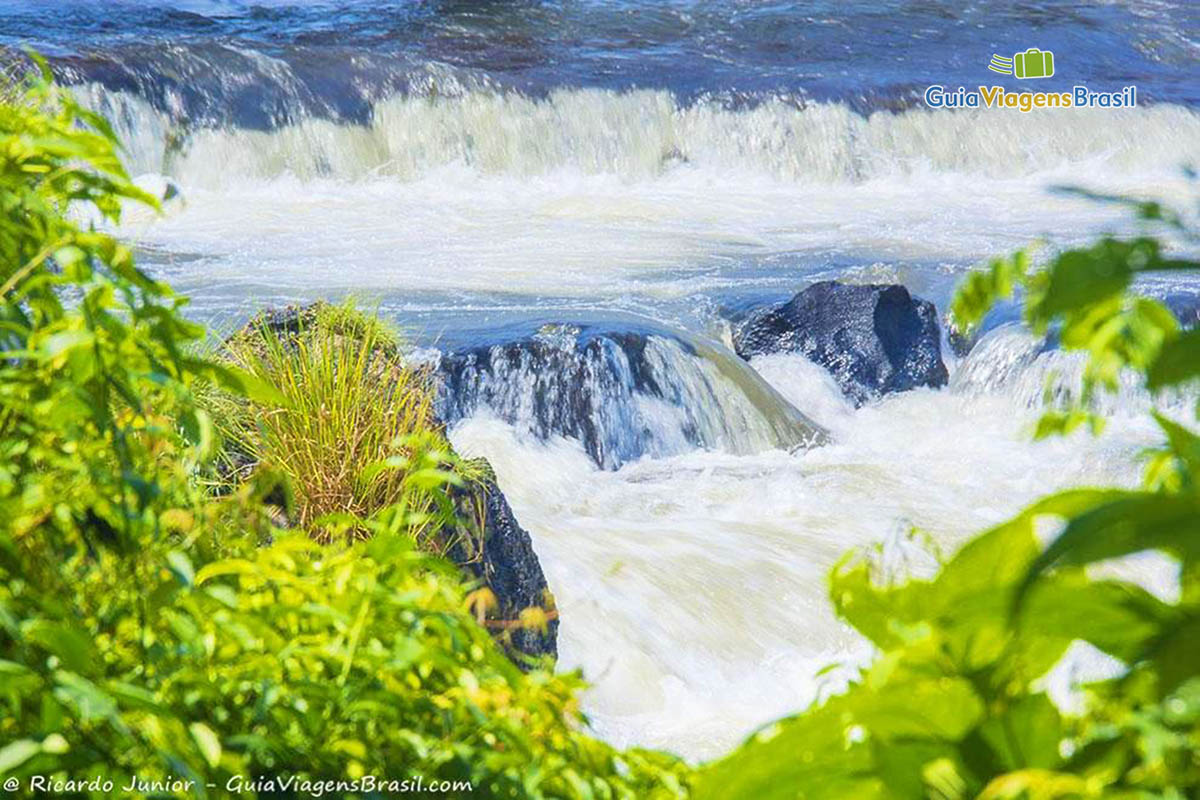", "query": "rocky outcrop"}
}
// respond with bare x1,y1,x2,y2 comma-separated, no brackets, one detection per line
222,304,557,664
436,322,825,470
732,281,948,405
448,461,557,662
